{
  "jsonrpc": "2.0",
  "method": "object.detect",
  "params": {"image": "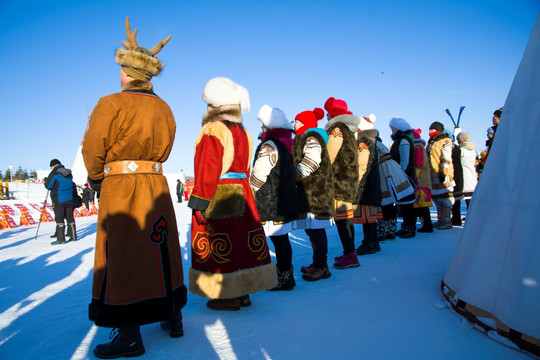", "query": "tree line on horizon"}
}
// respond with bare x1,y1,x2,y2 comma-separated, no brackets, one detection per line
1,167,38,182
